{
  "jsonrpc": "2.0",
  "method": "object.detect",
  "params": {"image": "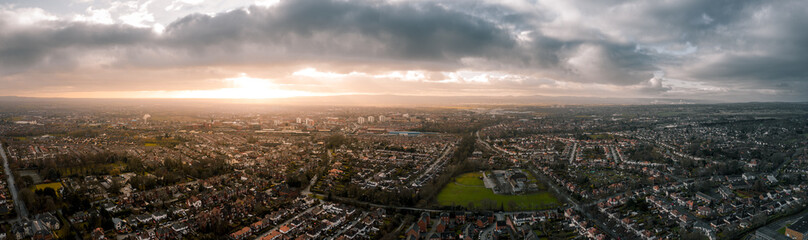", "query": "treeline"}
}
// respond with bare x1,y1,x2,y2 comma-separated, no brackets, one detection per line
33,151,136,181
624,144,667,163
417,133,483,206
21,187,60,214
413,118,501,134
325,134,355,149
128,157,230,191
